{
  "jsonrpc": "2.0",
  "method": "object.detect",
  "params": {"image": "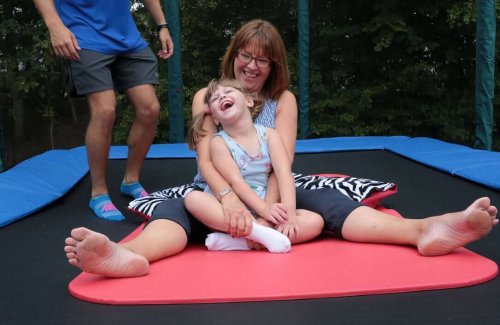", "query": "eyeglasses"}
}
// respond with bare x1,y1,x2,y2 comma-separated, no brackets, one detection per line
236,52,272,68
